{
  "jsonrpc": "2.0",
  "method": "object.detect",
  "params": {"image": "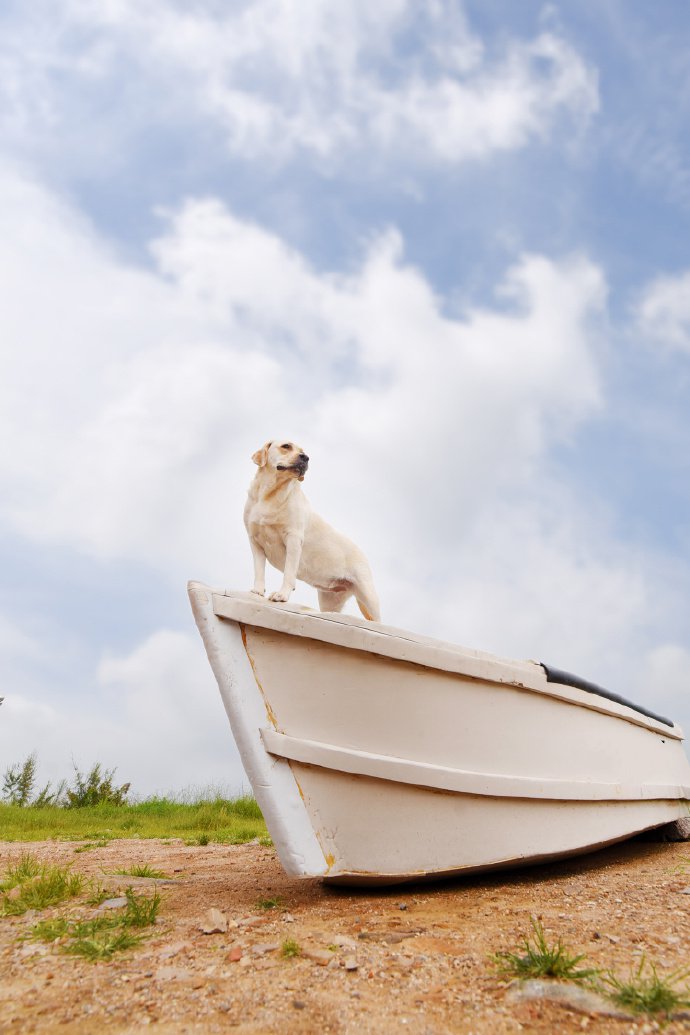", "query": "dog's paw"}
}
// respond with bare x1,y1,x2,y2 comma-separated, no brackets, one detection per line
250,588,265,597
269,590,289,603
